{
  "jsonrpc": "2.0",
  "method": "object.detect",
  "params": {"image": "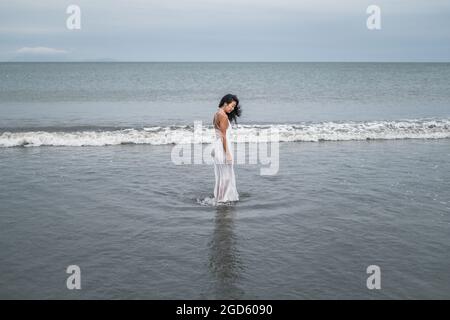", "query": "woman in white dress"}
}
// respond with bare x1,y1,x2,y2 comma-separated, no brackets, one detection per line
211,94,242,203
